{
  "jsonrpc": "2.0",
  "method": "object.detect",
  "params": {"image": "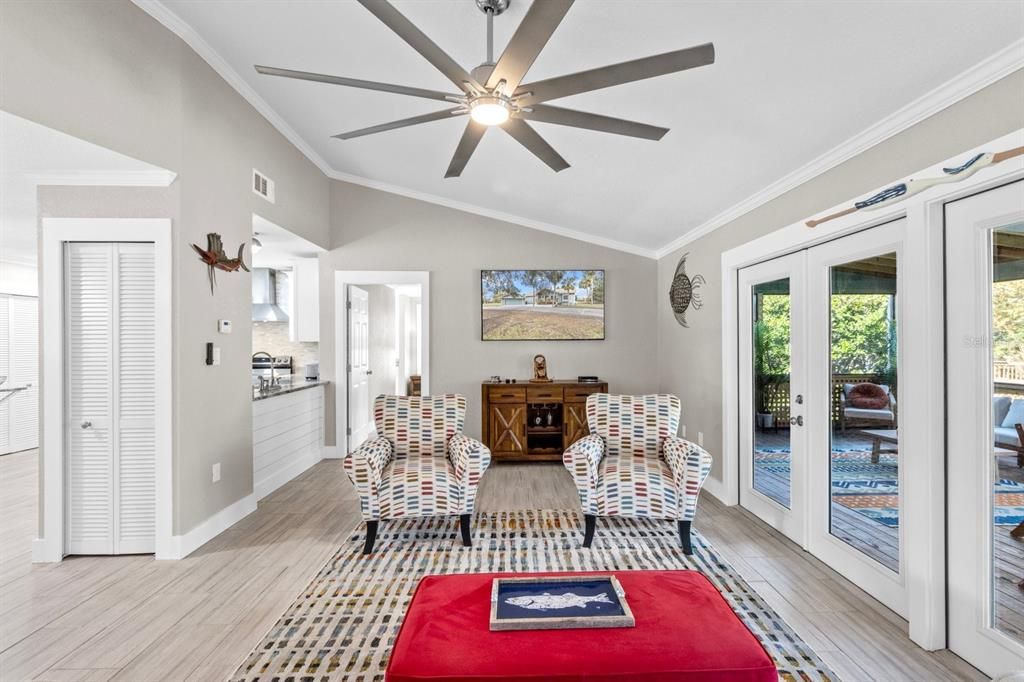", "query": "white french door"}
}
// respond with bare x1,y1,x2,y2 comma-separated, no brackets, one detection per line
947,180,1024,676
0,294,39,455
347,285,371,449
805,219,907,616
64,242,156,555
739,219,907,614
739,252,807,545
